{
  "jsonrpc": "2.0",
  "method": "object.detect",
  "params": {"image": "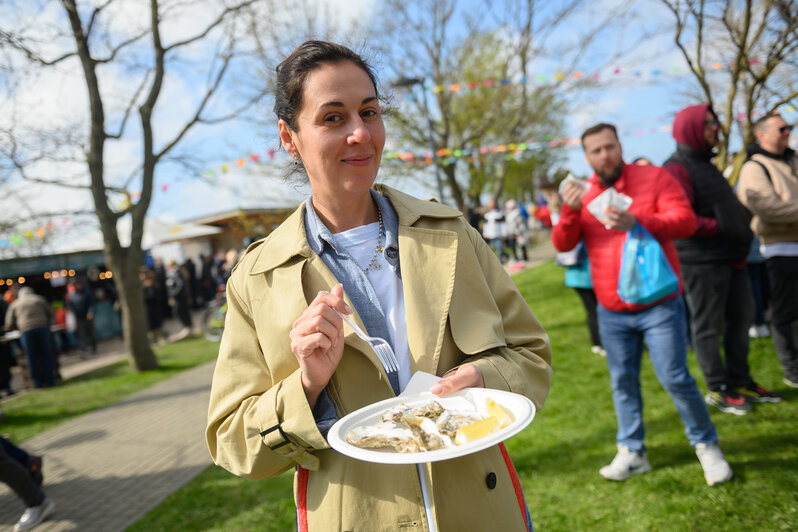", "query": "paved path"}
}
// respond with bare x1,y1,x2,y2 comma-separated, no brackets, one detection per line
0,358,216,532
